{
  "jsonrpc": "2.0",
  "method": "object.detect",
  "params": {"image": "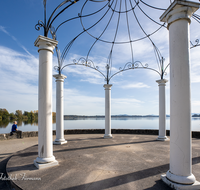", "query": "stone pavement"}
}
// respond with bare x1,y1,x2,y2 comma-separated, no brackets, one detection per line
0,137,38,190
1,134,200,190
